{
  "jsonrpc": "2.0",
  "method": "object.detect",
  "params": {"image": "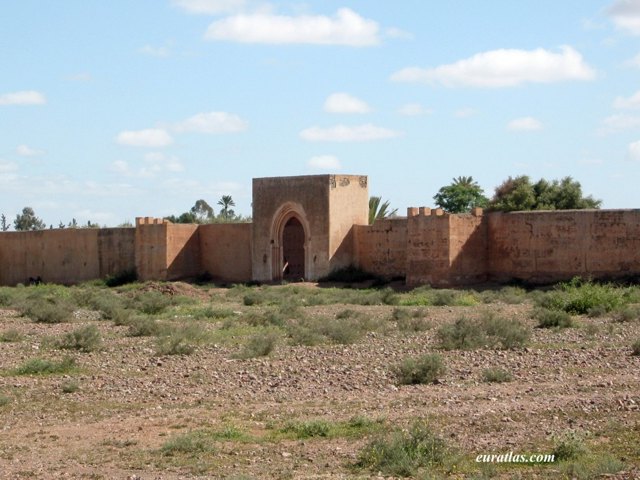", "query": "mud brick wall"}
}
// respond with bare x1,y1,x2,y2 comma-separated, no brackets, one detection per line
0,227,135,286
199,223,252,282
354,218,407,278
487,209,640,283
